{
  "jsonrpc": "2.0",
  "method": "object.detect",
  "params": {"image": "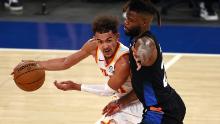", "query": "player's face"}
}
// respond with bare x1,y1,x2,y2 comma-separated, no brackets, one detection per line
124,10,143,37
95,31,119,59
